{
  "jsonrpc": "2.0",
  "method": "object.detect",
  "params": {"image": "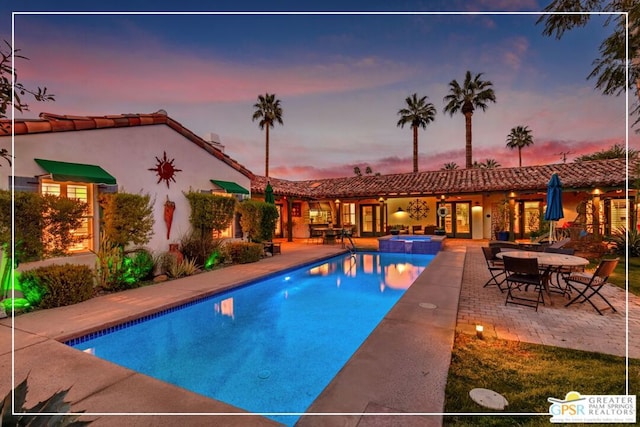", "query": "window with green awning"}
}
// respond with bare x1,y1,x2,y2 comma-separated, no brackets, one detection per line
210,179,249,195
35,158,117,185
